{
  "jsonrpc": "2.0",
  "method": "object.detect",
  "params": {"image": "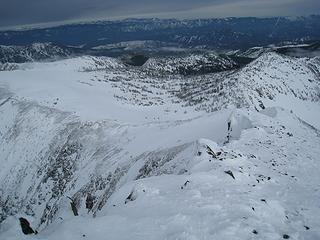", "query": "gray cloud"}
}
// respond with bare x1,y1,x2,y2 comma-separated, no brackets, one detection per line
1,0,320,28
